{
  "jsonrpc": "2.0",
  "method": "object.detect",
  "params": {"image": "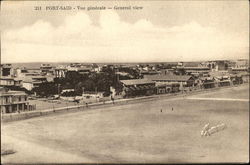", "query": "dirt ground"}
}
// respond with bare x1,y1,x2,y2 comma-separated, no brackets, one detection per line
1,84,249,163
28,99,80,110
